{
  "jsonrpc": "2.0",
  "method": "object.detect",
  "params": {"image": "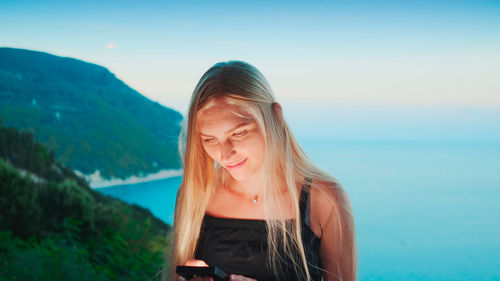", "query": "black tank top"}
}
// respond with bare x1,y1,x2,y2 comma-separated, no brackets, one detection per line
194,180,323,281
